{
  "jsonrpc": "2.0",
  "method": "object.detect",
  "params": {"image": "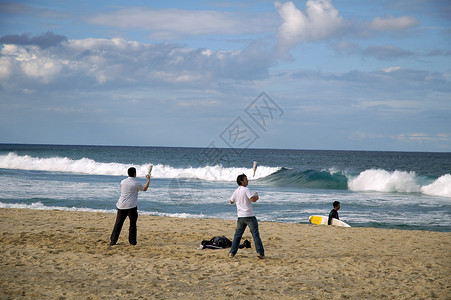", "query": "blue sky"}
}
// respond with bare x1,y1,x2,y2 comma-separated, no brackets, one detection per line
0,0,450,152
